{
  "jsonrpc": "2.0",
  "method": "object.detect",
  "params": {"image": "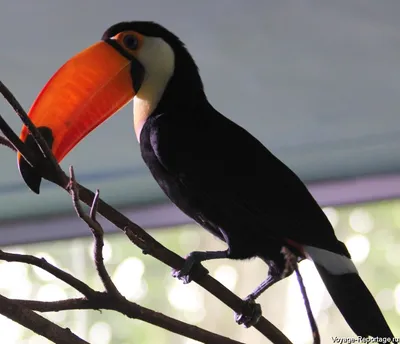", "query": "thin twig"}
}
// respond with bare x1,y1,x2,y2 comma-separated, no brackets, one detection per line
68,166,122,297
0,250,97,298
0,80,292,344
0,135,17,151
0,113,36,164
282,247,320,344
0,81,58,166
294,269,320,344
0,294,89,344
